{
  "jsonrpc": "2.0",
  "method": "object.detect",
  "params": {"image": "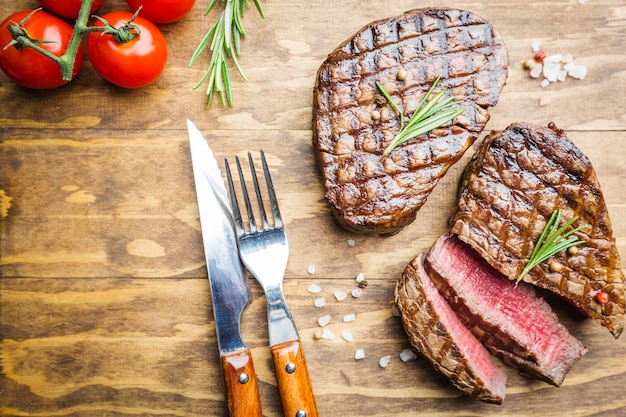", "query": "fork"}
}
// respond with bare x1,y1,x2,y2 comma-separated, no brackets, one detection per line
225,151,318,417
